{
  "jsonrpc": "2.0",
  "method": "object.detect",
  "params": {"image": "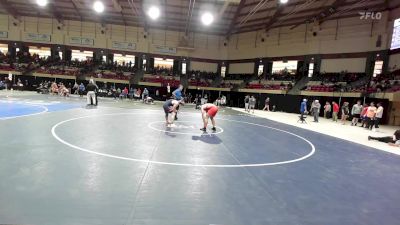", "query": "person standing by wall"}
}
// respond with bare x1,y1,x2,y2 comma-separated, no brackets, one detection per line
341,102,350,125
249,96,256,114
365,102,377,130
142,88,149,102
359,103,369,127
351,100,362,126
263,97,270,111
244,95,250,112
332,101,339,122
374,103,384,132
324,101,331,119
167,83,171,97
79,83,85,97
311,100,321,122
300,99,308,121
